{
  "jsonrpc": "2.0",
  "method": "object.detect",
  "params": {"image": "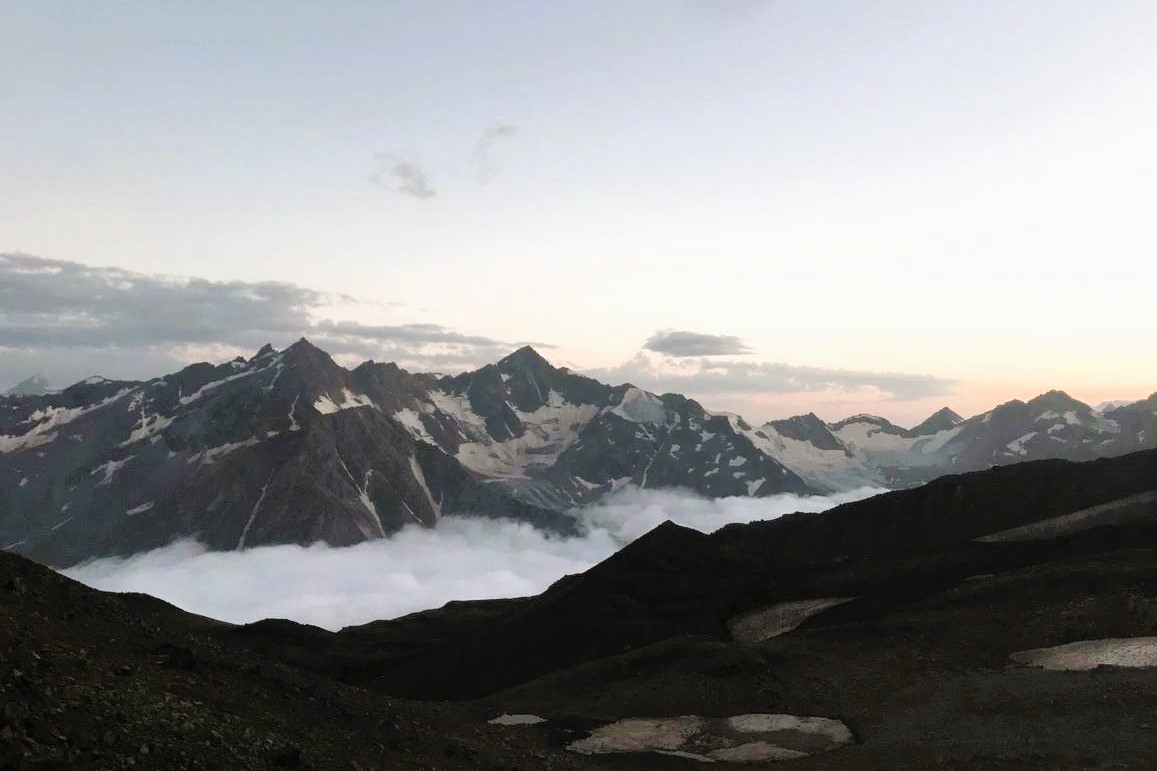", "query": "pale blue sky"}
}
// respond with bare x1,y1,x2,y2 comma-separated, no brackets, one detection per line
3,1,1156,422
